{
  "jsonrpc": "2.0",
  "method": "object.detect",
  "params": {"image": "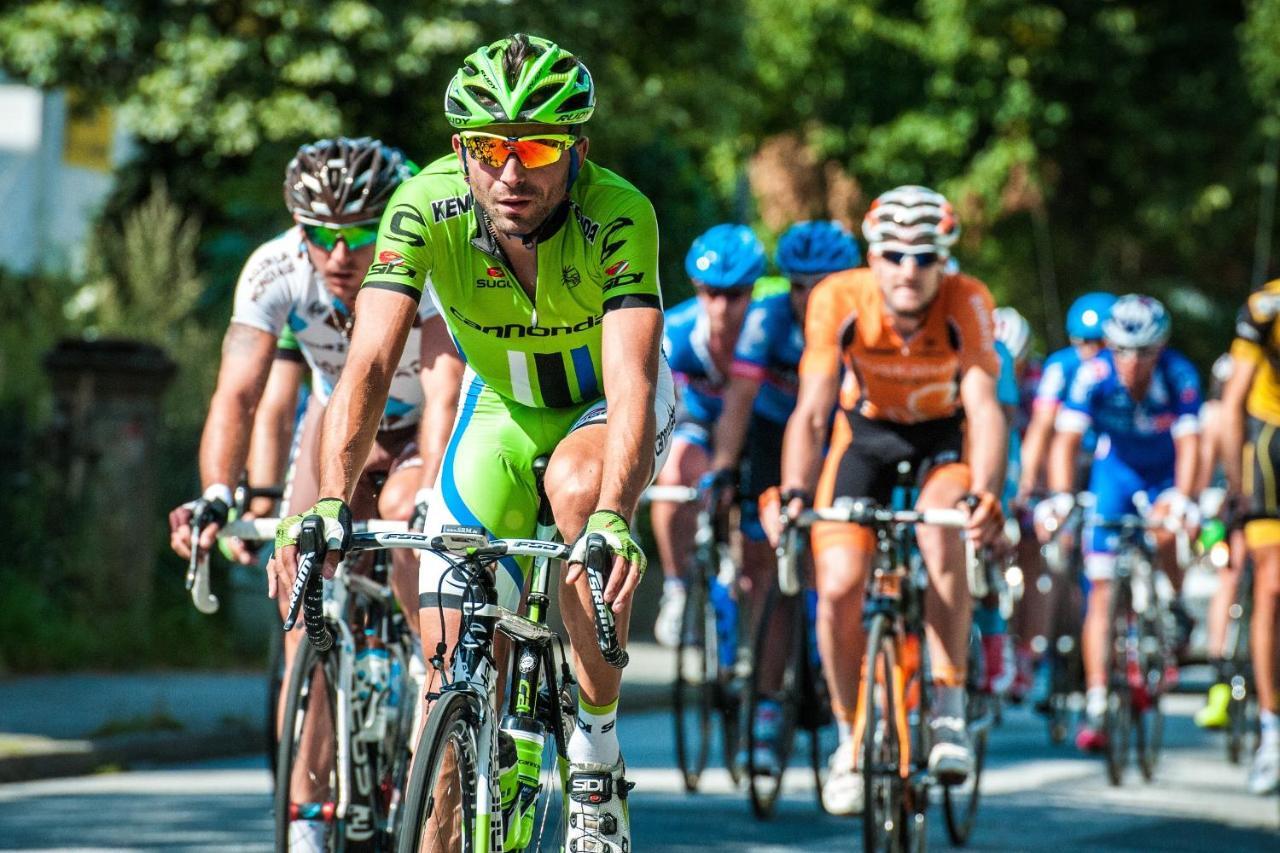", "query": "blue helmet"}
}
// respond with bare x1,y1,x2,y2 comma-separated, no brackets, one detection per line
685,224,766,288
775,220,861,275
1065,292,1116,341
